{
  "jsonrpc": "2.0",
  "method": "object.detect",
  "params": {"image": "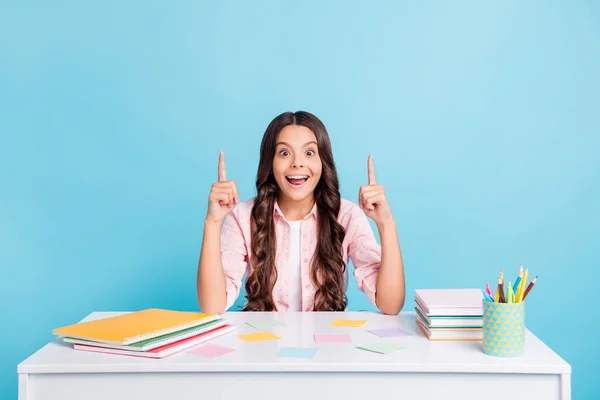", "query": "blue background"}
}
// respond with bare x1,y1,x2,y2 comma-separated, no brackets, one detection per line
1,1,598,398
